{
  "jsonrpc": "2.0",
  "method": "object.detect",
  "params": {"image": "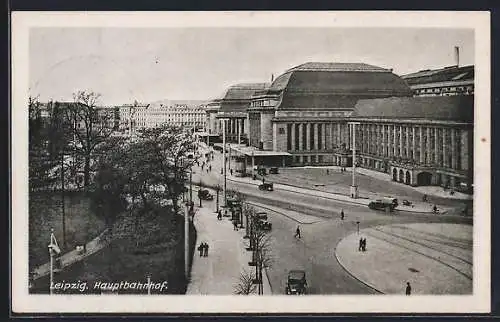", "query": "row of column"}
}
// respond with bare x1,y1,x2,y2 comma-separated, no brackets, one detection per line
354,124,466,170
289,123,330,151
285,122,468,171
222,118,244,136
